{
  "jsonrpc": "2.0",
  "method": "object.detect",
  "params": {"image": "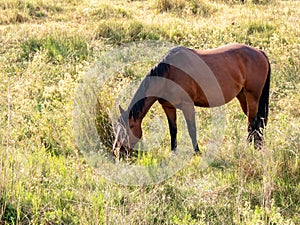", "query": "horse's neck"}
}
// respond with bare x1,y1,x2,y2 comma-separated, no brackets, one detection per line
127,77,159,122
139,97,157,120
129,96,158,122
